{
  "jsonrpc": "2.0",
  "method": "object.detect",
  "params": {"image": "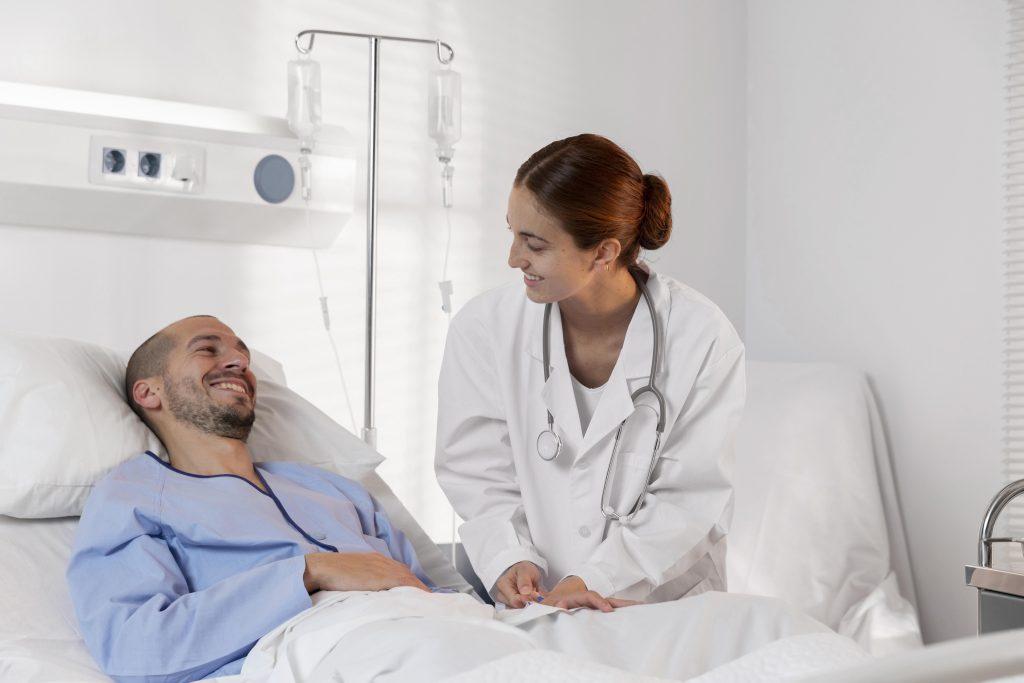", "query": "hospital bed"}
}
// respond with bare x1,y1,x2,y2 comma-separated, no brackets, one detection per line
0,331,1007,681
